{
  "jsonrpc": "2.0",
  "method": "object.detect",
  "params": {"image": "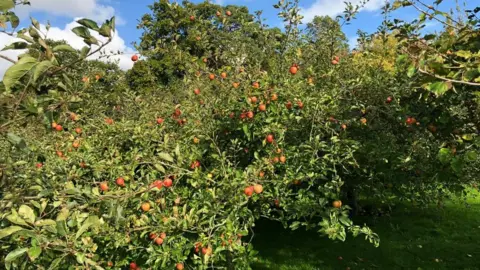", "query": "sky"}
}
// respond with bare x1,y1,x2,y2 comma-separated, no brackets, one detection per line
0,0,477,79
